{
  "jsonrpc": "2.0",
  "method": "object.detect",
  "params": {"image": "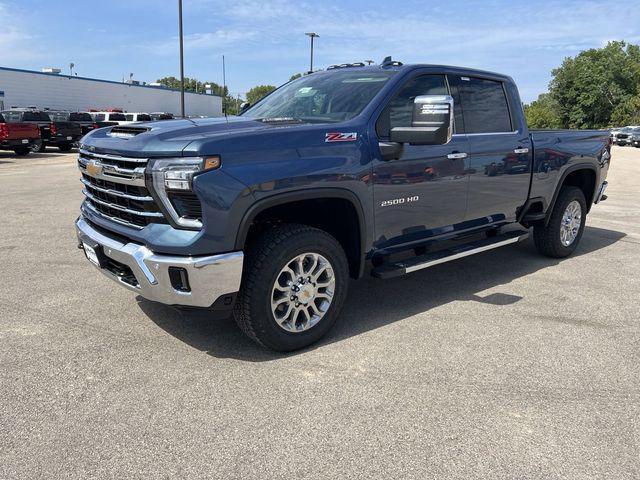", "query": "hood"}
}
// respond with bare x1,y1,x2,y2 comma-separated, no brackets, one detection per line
80,116,312,157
